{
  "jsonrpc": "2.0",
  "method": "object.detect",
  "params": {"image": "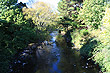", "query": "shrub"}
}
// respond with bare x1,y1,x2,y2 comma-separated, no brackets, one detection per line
91,8,110,72
0,2,37,73
78,0,106,29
